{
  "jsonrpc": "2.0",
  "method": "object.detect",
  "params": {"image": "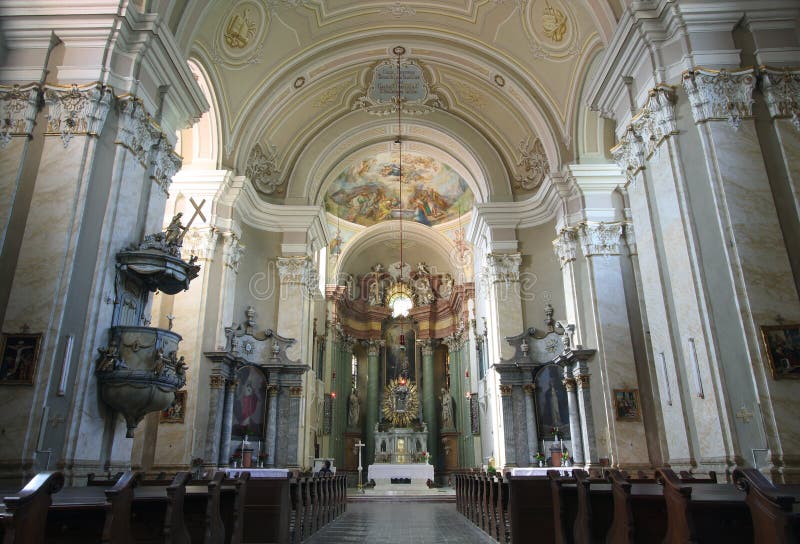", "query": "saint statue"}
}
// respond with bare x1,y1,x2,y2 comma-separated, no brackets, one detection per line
348,390,360,427
441,387,454,429
368,280,382,306
438,273,454,299
164,213,185,245
414,276,435,305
